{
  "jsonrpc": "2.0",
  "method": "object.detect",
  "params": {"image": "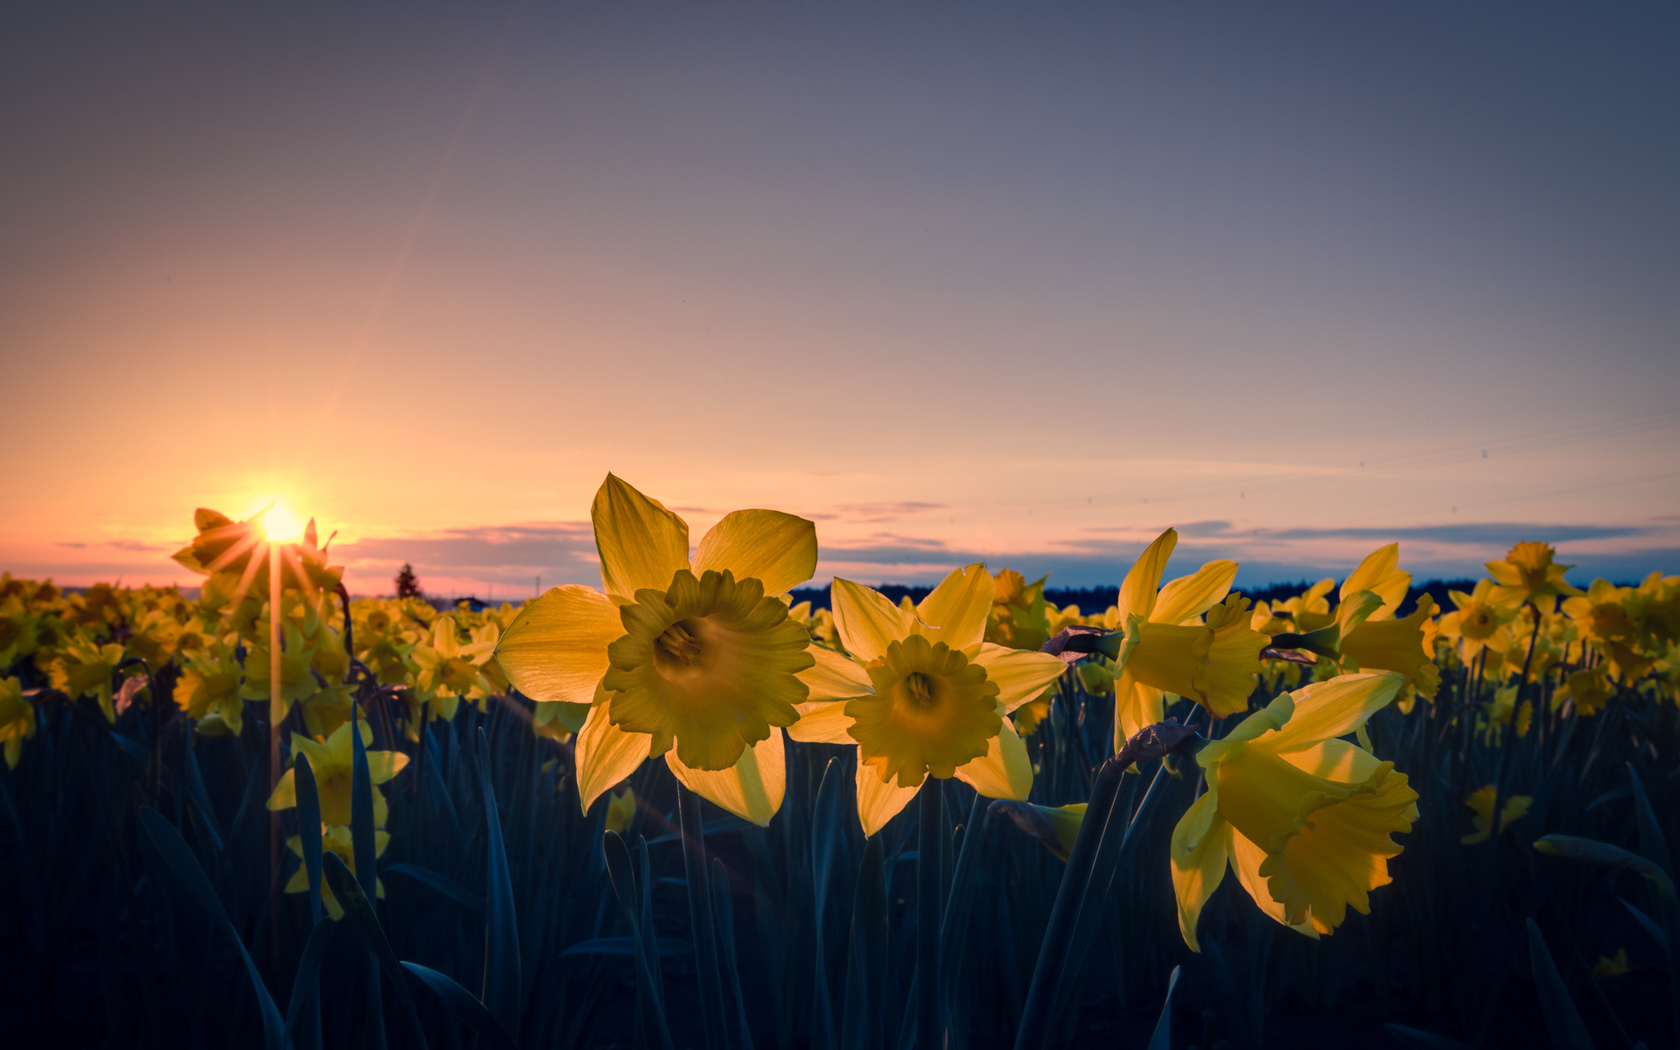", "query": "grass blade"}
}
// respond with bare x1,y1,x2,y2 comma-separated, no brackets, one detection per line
1146,966,1180,1050
322,851,430,1049
402,961,518,1050
476,728,523,1042
137,806,285,1050
1526,918,1593,1050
